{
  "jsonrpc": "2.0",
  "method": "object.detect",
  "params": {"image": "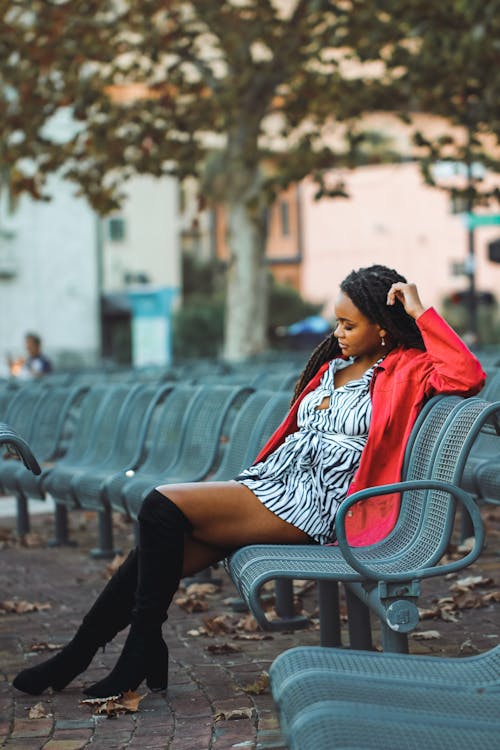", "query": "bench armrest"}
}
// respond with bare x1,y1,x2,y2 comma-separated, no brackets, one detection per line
0,423,41,475
335,479,484,582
